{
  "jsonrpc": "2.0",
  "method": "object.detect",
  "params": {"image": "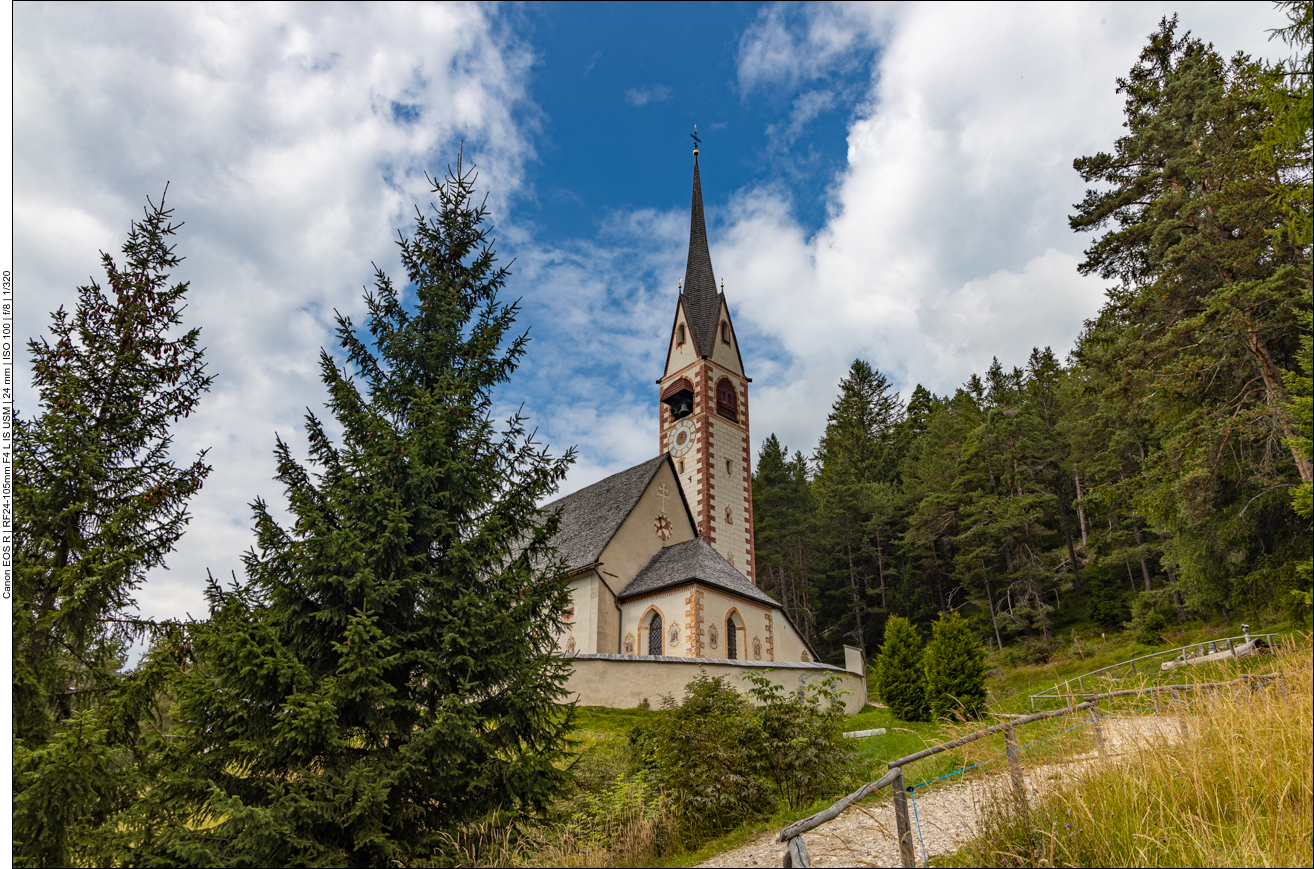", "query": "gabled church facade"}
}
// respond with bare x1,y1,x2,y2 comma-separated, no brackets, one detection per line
549,149,866,713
